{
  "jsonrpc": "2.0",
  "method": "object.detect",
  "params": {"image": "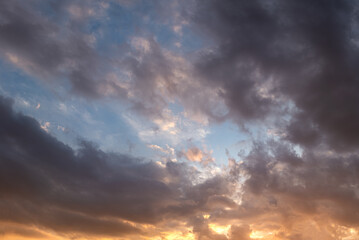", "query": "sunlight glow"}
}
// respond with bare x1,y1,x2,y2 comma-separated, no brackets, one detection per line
209,223,231,235
203,214,210,219
250,230,274,239
159,231,195,240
